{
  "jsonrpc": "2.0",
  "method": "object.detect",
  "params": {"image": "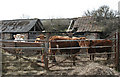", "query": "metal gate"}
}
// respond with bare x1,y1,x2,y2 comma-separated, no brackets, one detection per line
0,32,120,76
